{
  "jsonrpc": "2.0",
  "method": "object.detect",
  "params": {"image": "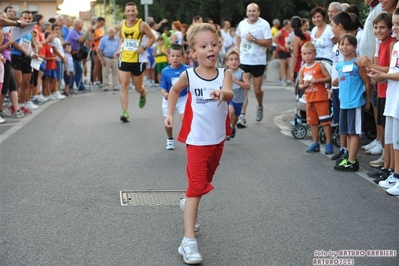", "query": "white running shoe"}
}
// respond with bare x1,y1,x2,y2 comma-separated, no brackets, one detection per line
0,116,6,124
25,101,39,110
166,139,175,150
179,198,200,232
53,91,66,100
379,174,399,189
38,94,49,102
178,240,203,265
366,143,383,155
47,94,57,101
362,139,378,150
237,115,247,128
386,181,399,196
